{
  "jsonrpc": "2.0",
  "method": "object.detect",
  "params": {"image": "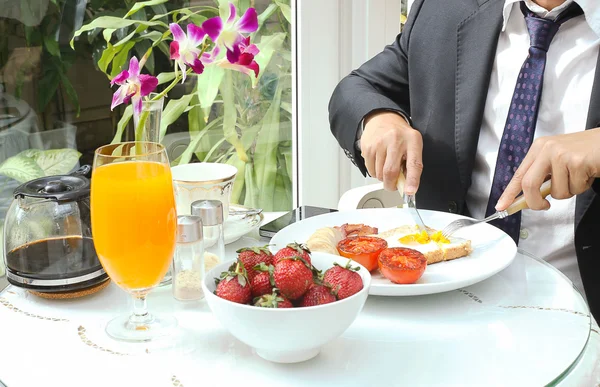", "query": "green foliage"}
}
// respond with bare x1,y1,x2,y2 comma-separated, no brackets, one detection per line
12,1,81,116
76,0,293,211
0,149,82,183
